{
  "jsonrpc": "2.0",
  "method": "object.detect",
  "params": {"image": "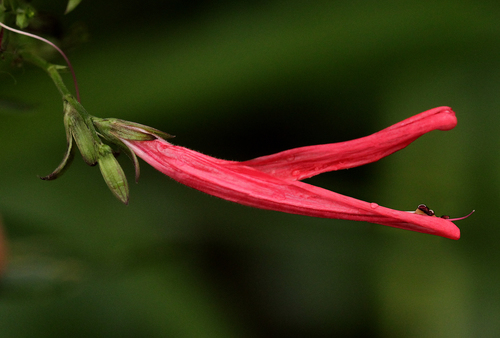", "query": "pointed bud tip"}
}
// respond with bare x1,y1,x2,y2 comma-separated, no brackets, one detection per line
98,145,130,206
